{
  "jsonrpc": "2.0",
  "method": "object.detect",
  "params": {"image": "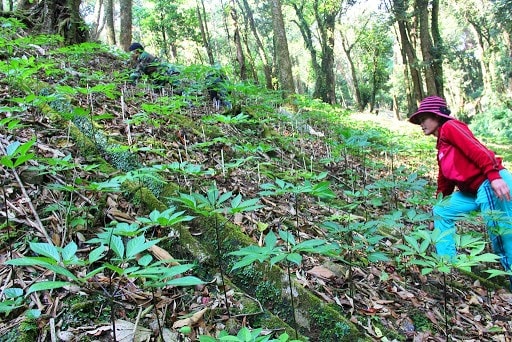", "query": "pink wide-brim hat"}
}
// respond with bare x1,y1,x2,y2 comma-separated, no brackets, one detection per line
409,96,454,124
